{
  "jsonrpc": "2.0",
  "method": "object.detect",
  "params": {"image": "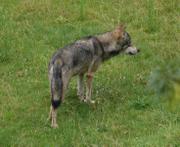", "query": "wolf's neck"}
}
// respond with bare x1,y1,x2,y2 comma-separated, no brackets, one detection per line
102,50,120,61
96,33,120,61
